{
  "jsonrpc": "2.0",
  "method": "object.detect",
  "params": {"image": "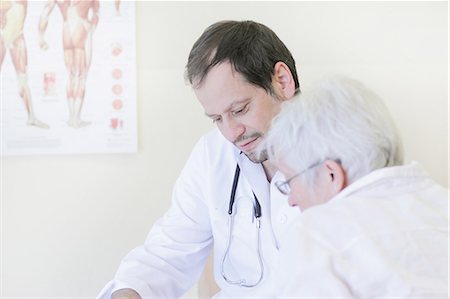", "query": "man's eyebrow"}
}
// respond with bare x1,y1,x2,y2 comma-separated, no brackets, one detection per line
205,112,216,118
230,98,251,109
204,98,251,118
